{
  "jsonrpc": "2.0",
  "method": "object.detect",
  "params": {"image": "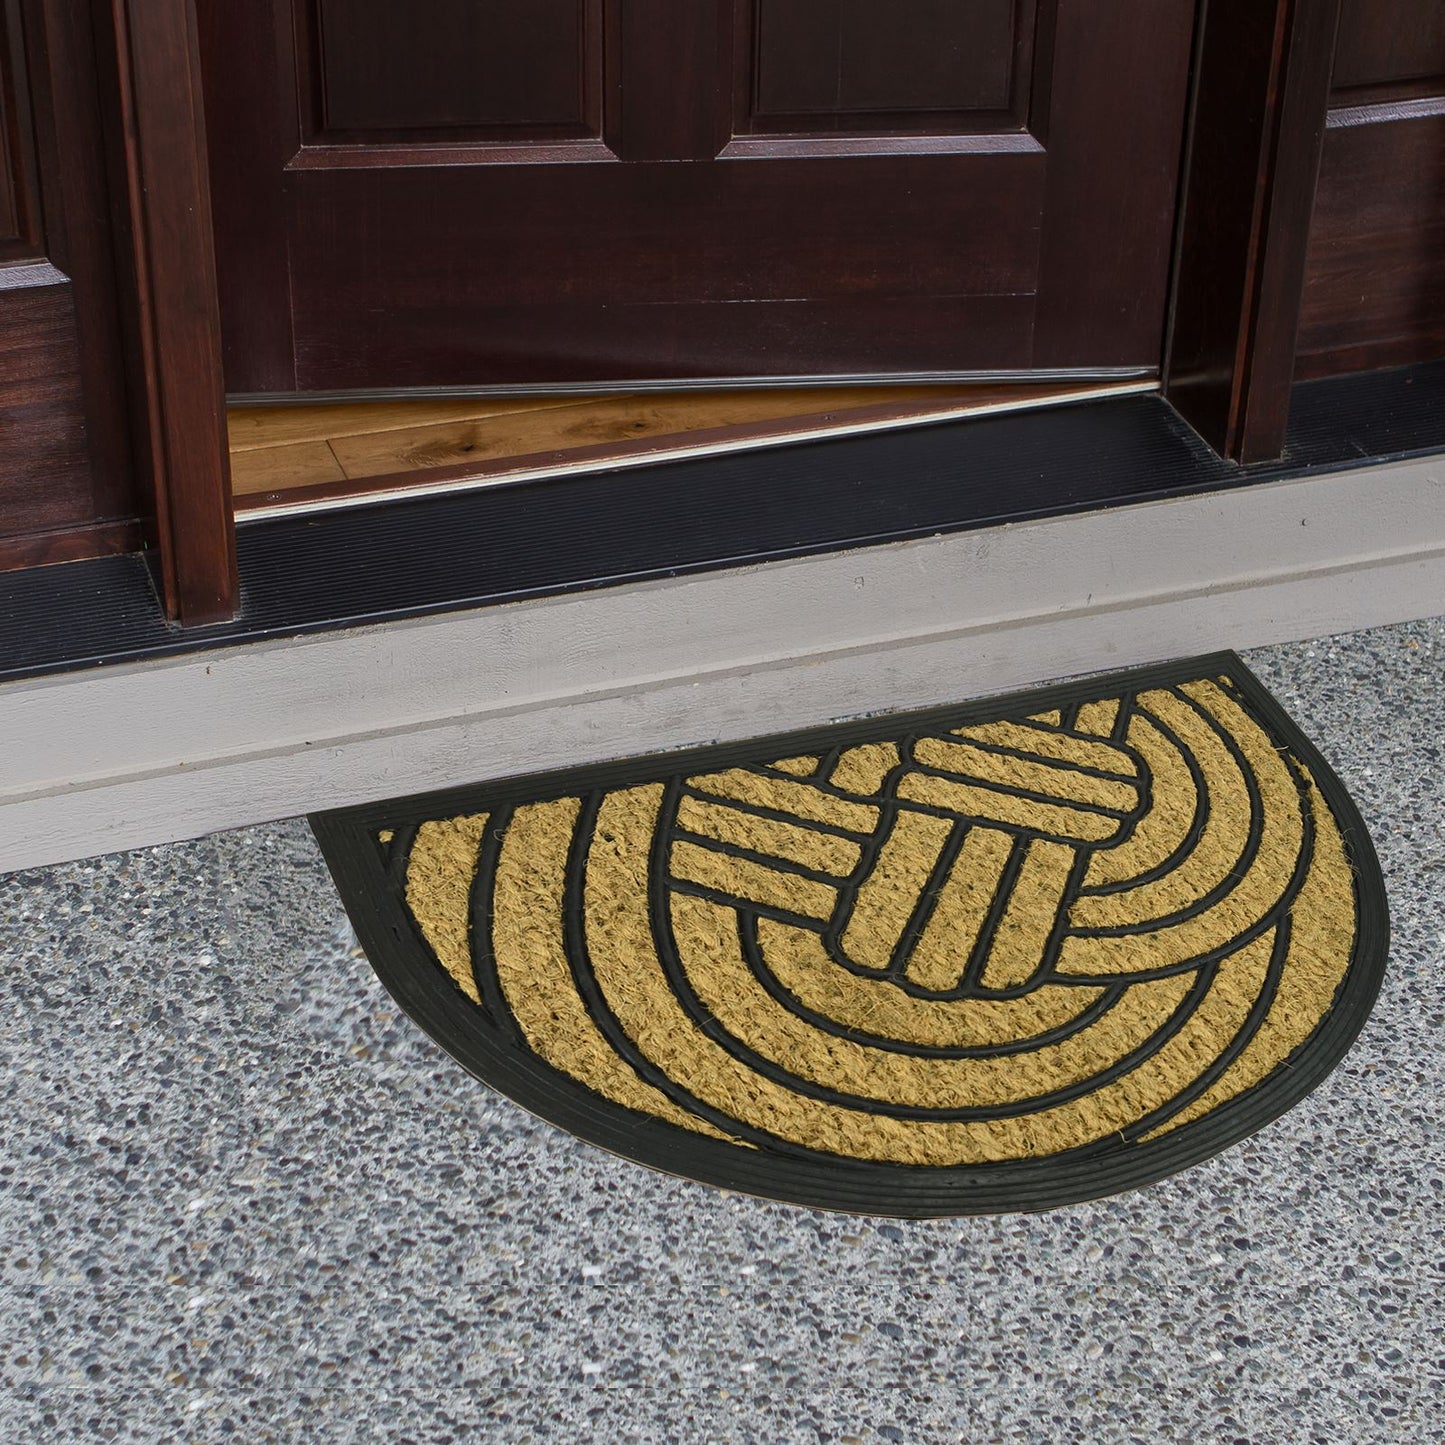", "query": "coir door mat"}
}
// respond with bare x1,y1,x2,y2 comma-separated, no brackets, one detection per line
311,653,1388,1217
